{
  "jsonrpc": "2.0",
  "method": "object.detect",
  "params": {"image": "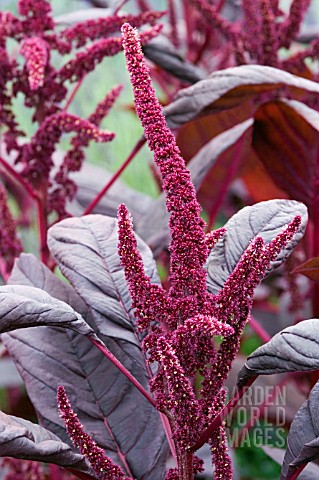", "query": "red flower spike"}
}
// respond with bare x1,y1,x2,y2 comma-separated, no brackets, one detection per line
169,315,234,376
88,84,123,127
205,227,226,251
264,215,302,262
57,386,131,480
259,0,279,66
215,237,267,327
18,0,53,35
117,203,171,332
151,337,204,450
49,84,123,219
0,12,23,45
119,20,303,475
56,25,163,84
20,111,114,184
62,10,166,48
241,0,263,60
121,23,209,307
280,0,312,49
202,216,302,409
0,458,45,480
209,424,233,480
21,37,48,91
190,0,246,64
0,185,22,276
